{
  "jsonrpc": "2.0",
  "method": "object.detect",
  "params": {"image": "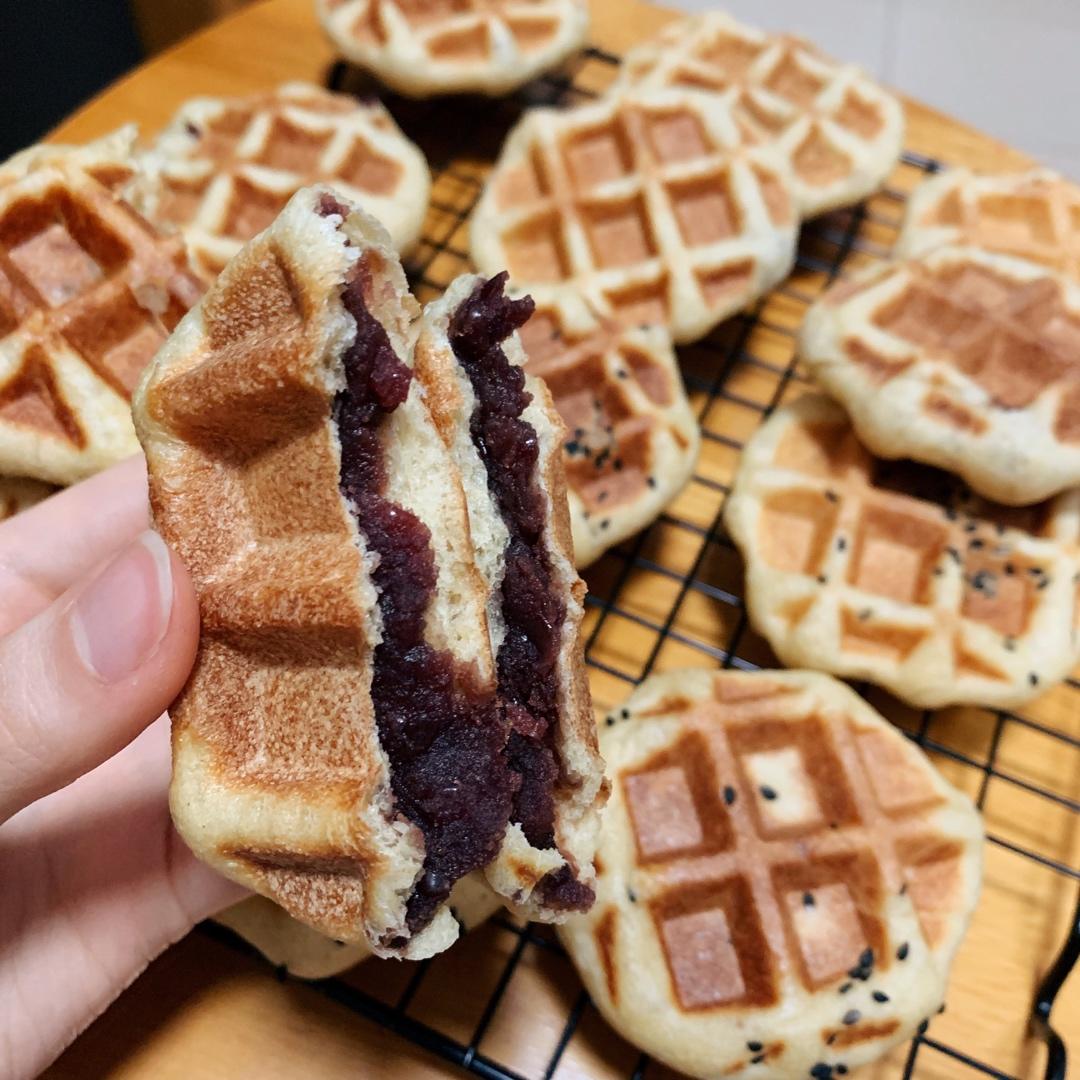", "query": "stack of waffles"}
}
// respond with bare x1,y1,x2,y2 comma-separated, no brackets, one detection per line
469,10,905,563
727,166,1080,708
0,132,204,516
